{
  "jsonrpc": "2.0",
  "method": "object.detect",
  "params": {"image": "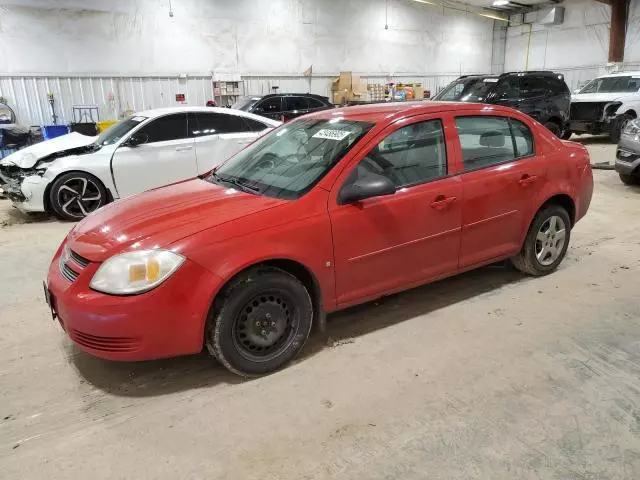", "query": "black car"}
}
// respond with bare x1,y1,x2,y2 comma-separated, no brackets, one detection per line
231,93,333,121
432,71,571,137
